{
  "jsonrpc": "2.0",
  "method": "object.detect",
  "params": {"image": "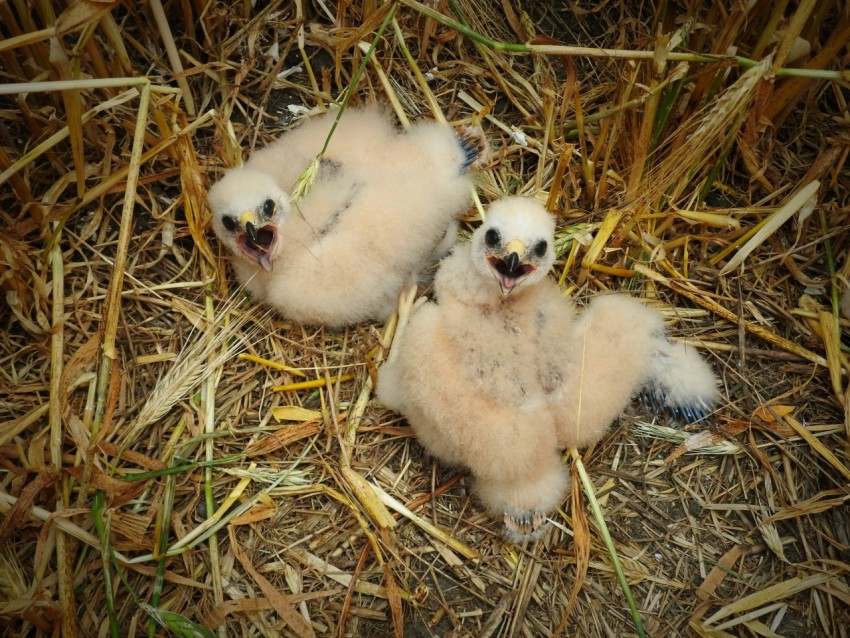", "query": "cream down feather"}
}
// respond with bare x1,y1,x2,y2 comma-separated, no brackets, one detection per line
378,197,718,541
207,107,487,327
